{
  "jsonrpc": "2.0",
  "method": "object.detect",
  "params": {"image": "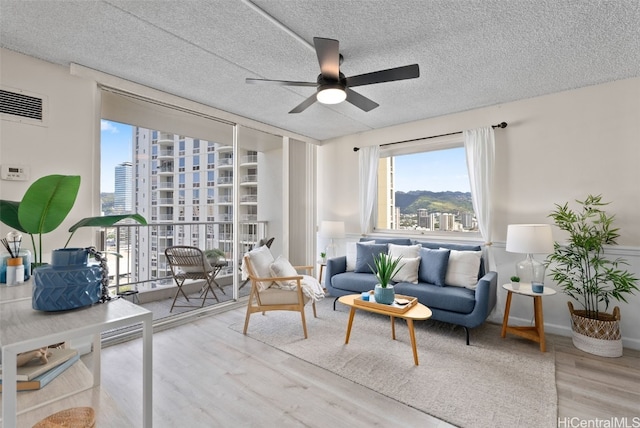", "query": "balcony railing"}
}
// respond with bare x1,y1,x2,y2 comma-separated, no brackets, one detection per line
99,220,268,297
